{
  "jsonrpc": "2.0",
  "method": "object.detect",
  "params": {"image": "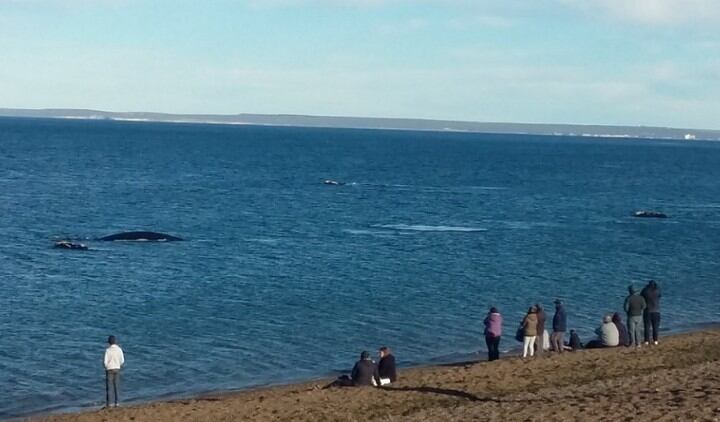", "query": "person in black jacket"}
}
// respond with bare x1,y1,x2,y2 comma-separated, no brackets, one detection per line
641,280,662,345
377,346,397,385
351,351,380,386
